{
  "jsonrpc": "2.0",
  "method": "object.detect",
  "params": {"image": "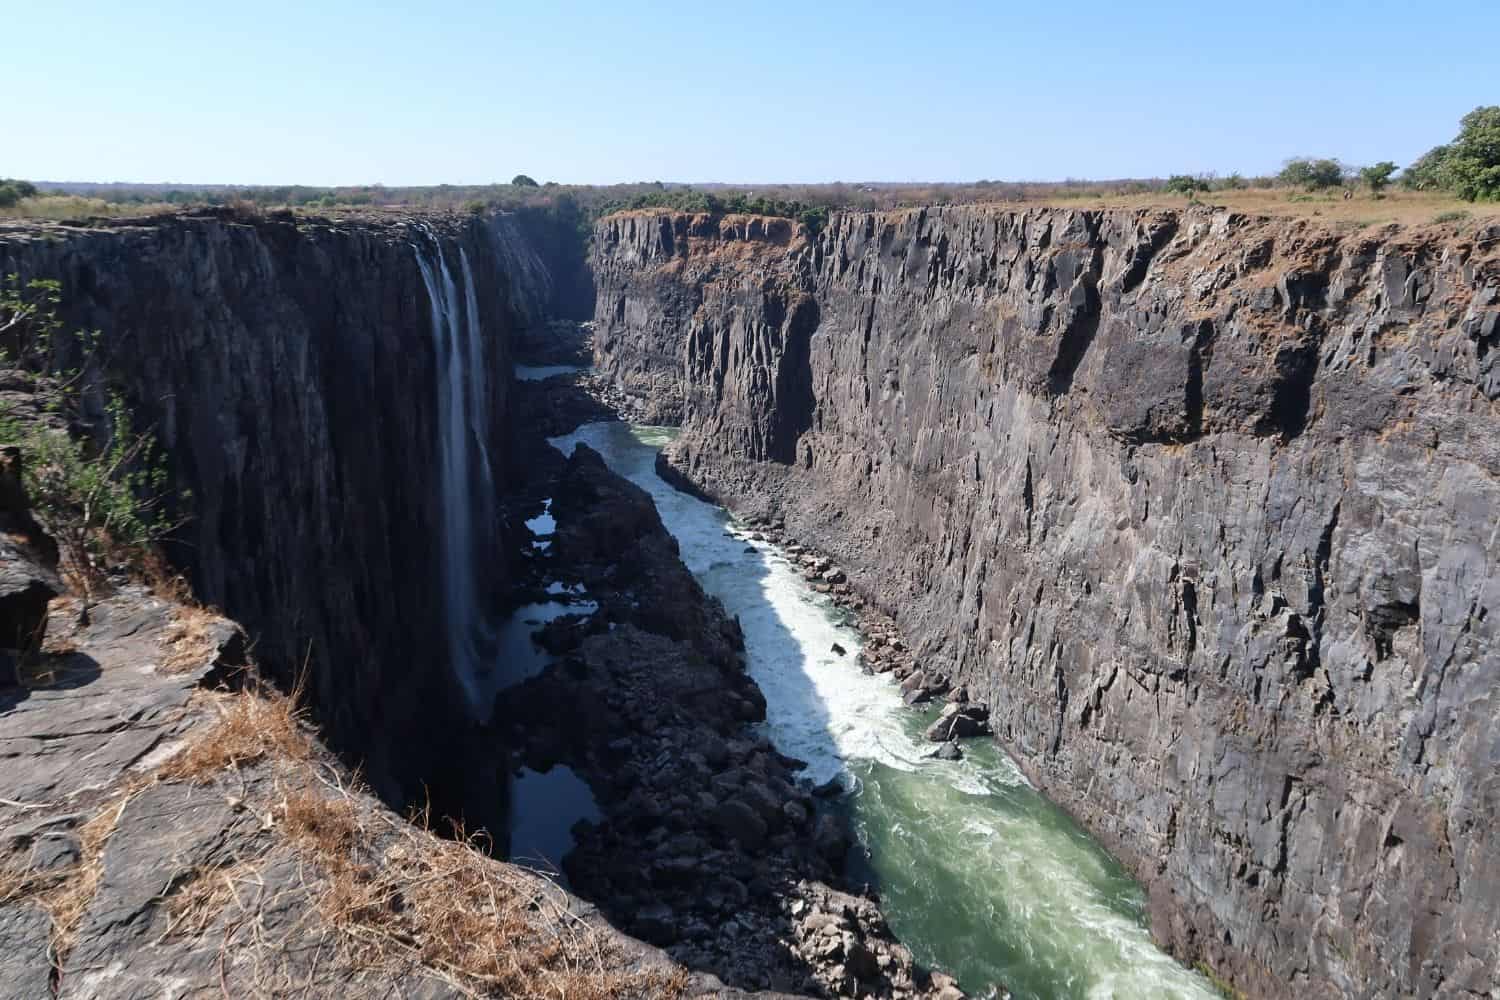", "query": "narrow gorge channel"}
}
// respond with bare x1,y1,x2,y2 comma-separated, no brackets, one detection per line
2,202,1494,1000
546,420,1219,999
